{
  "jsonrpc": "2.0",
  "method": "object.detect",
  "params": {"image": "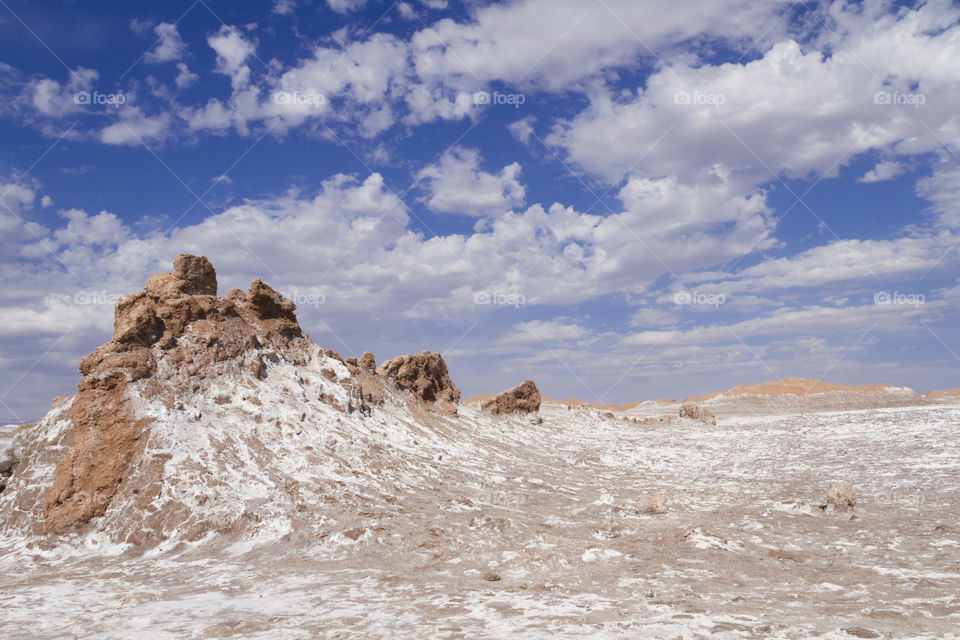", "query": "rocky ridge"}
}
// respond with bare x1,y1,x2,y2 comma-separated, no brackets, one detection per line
0,255,471,544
